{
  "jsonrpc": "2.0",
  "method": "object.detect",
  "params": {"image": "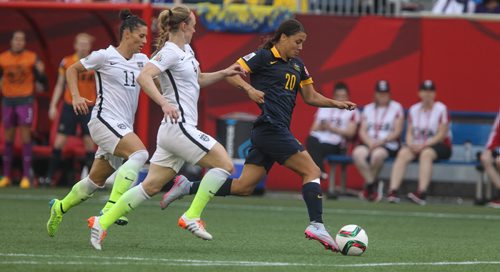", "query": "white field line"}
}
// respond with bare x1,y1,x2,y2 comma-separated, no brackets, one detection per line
1,193,500,221
1,253,500,267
